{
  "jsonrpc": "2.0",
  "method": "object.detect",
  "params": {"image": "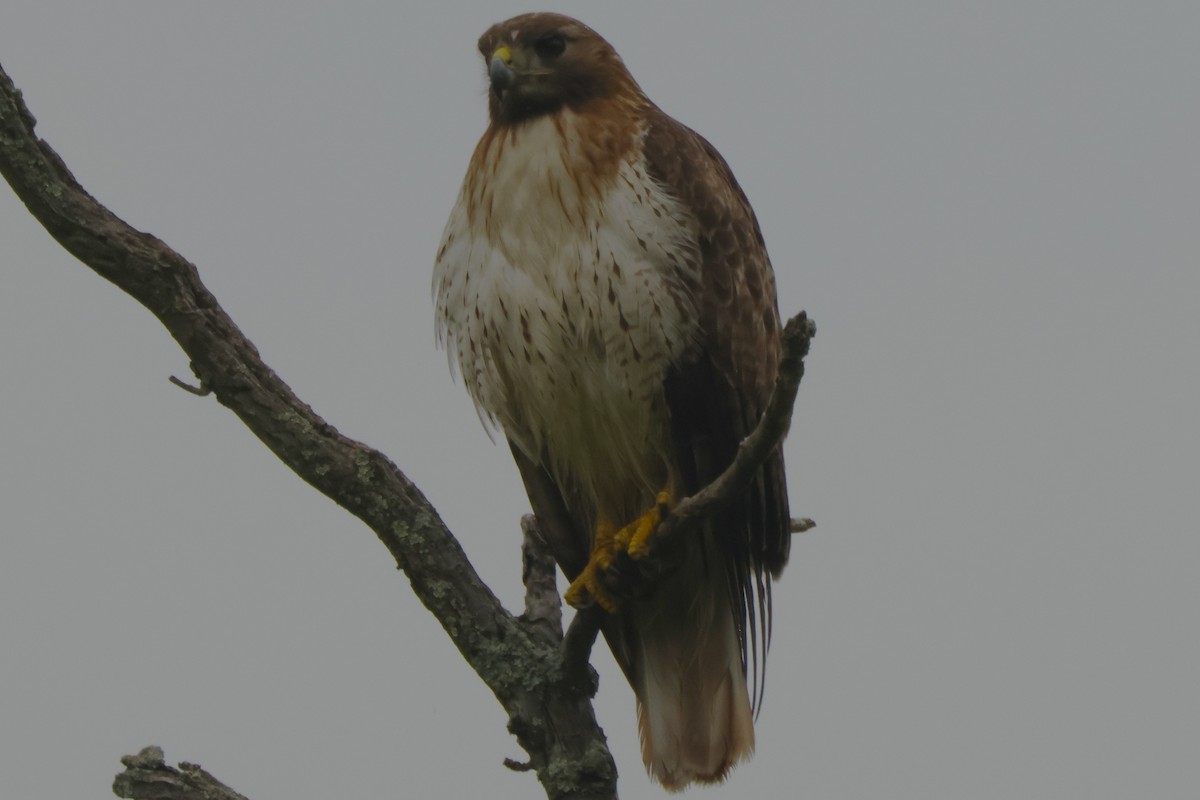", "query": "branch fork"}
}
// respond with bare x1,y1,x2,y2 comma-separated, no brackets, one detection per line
0,60,814,800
